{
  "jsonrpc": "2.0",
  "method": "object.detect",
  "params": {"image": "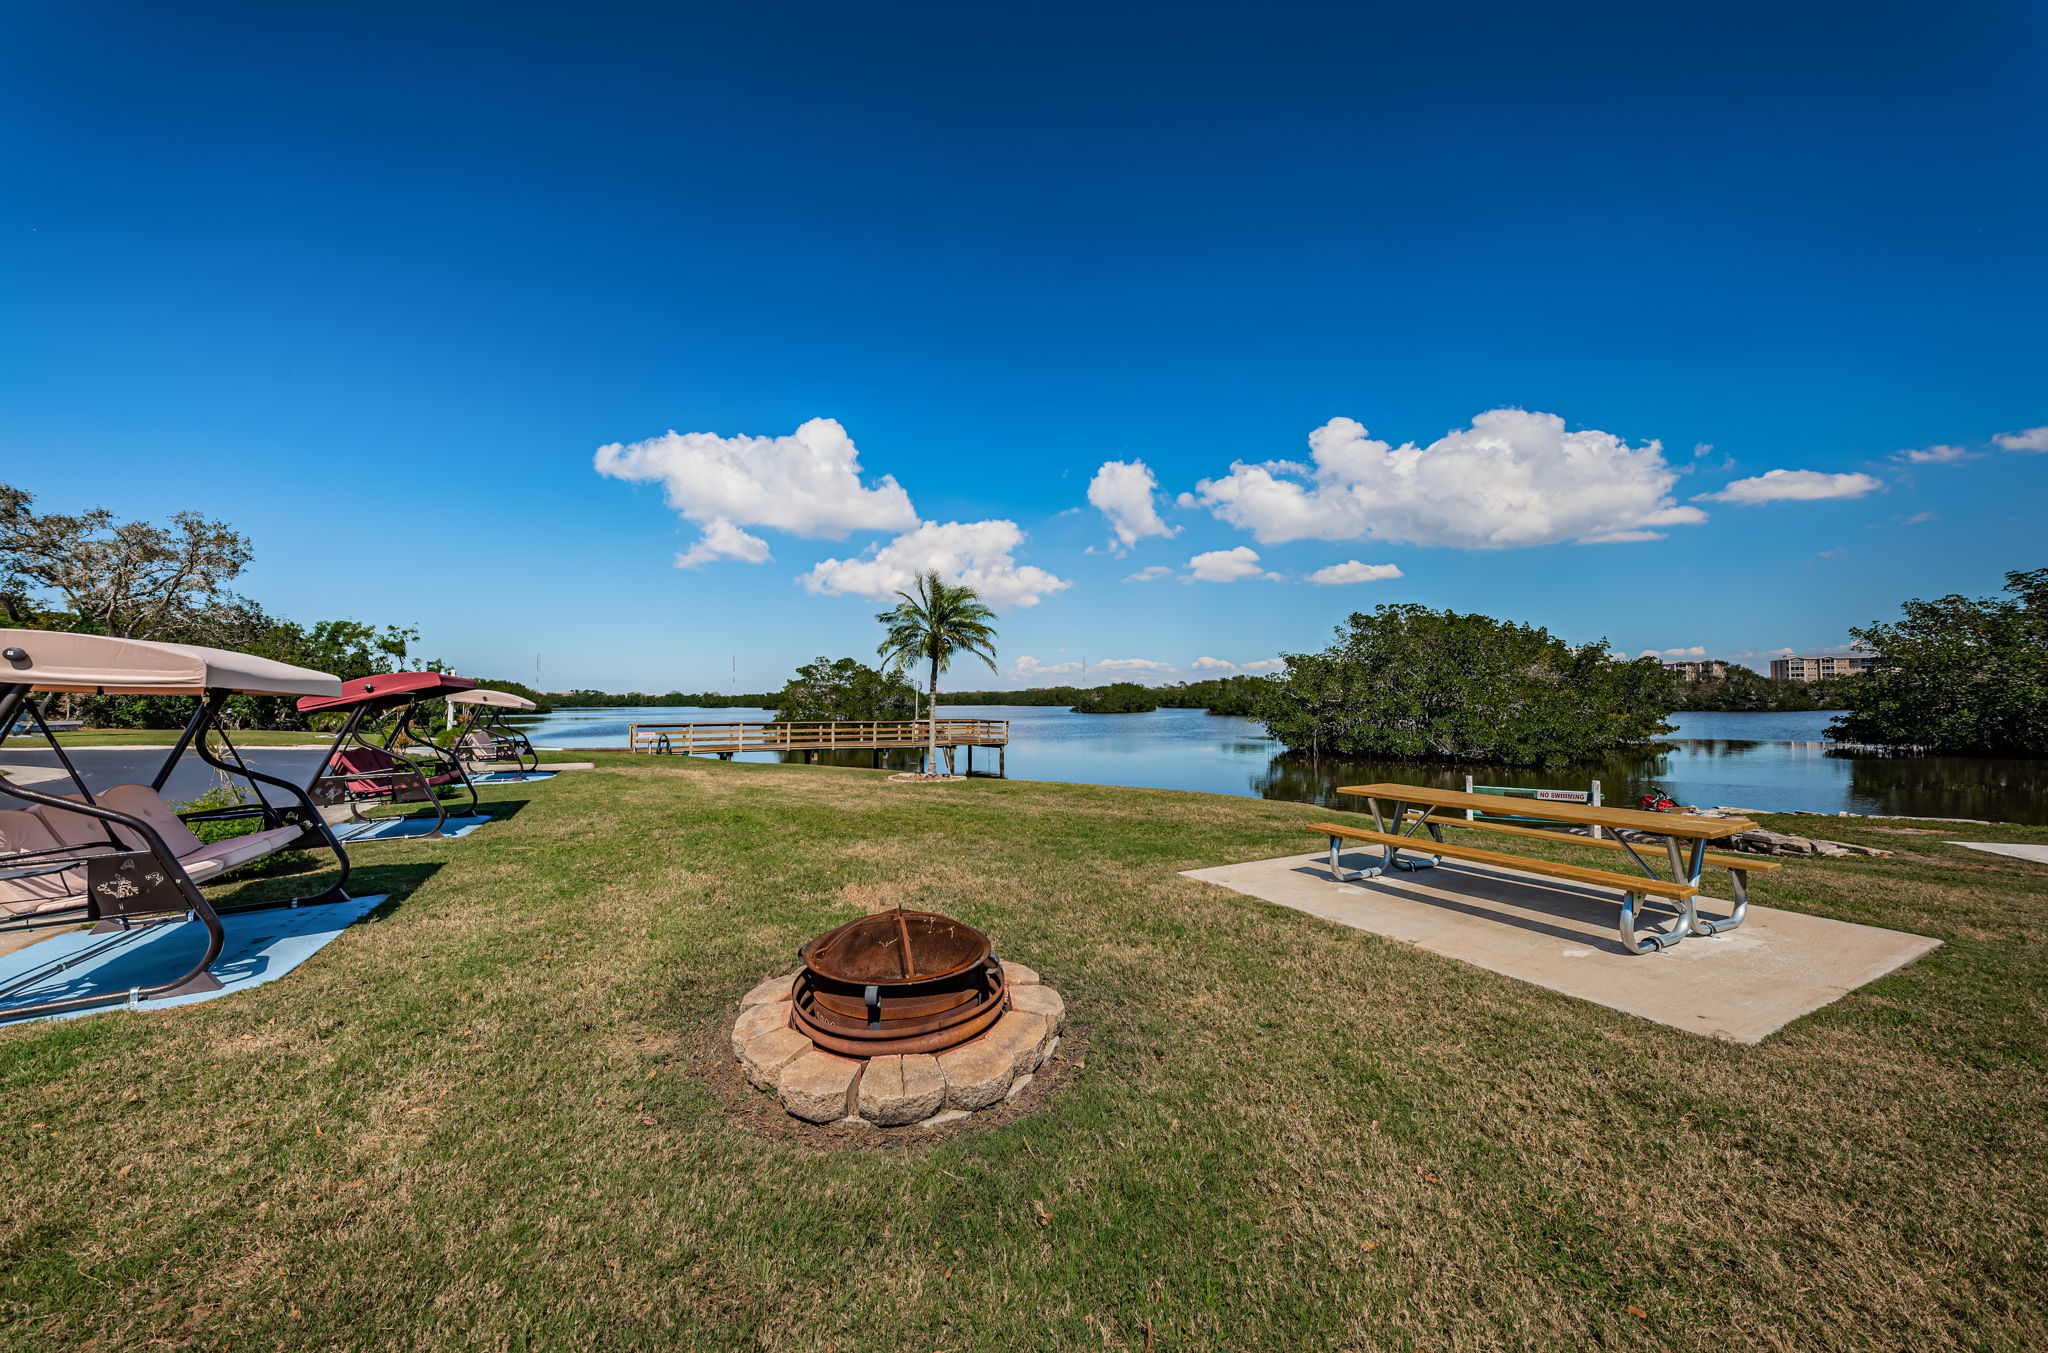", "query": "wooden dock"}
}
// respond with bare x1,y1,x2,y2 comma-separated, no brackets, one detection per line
628,719,1009,773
